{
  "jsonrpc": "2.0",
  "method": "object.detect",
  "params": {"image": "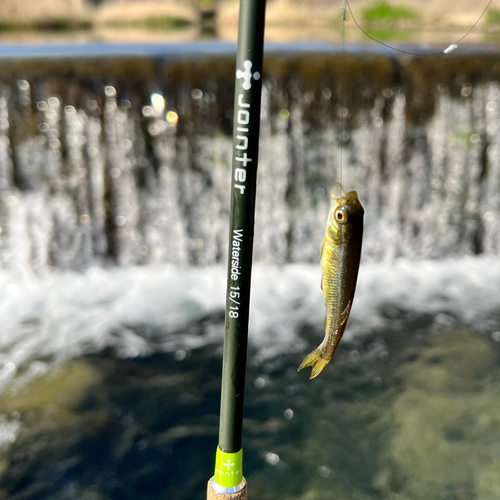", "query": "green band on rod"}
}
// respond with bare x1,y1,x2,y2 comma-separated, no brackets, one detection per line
214,447,243,488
